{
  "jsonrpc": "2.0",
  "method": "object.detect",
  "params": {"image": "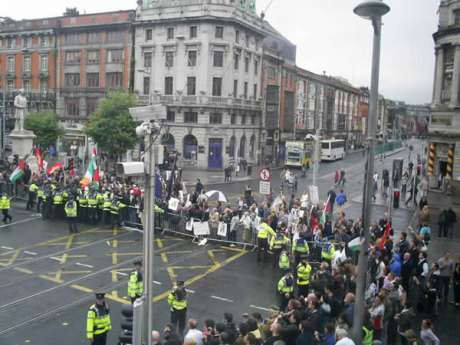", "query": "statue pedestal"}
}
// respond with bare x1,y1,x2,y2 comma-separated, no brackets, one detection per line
9,130,36,159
